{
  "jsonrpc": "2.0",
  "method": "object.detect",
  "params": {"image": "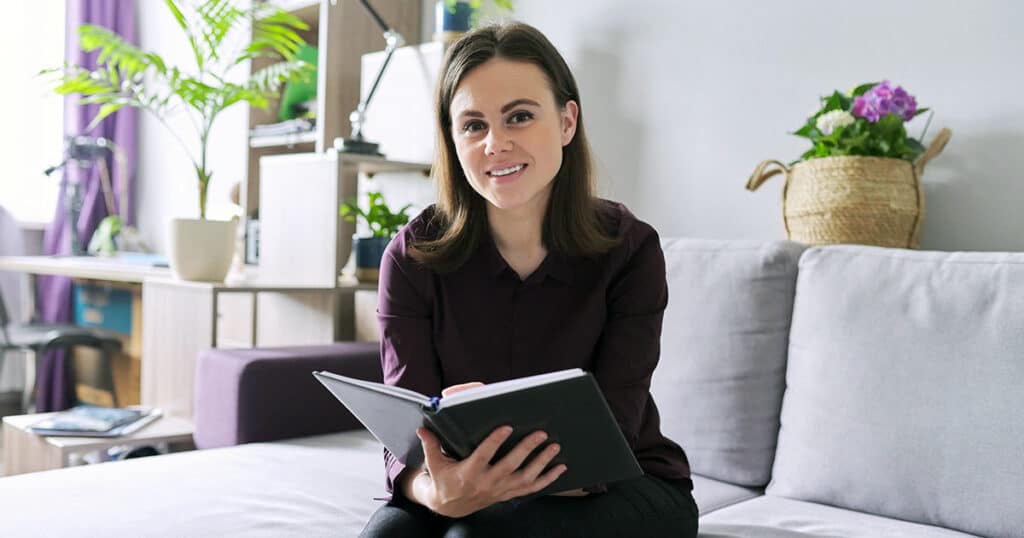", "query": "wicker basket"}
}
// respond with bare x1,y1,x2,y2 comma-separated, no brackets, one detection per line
746,128,952,248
